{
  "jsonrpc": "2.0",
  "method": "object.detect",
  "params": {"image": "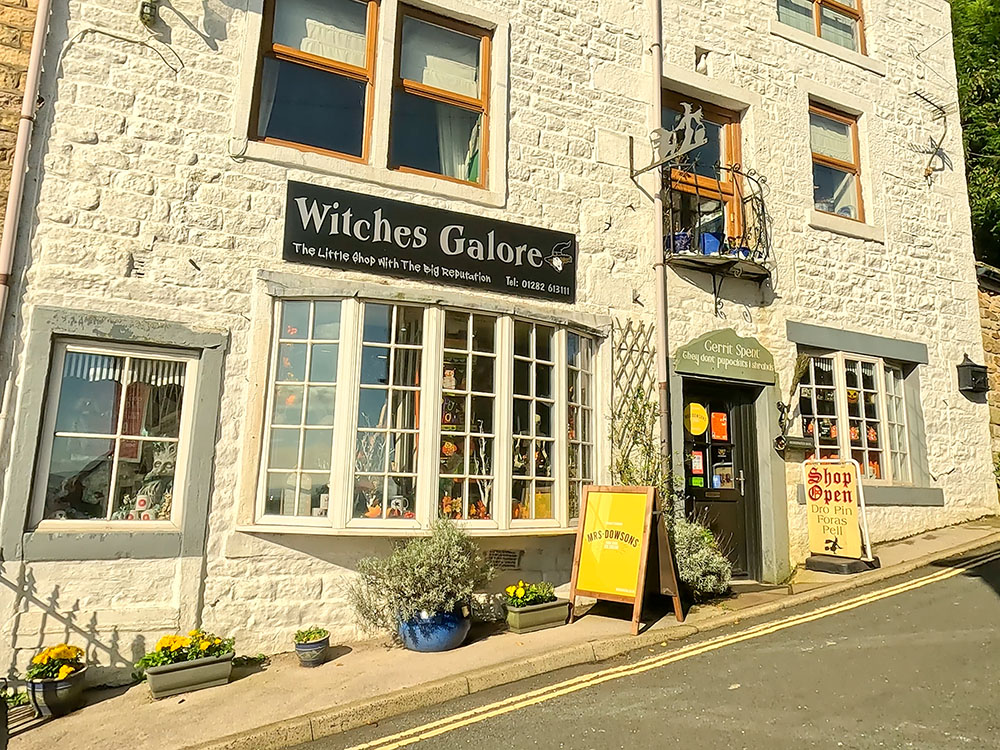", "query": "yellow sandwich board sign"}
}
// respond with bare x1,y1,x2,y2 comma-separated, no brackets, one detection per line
569,486,683,635
803,459,870,560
